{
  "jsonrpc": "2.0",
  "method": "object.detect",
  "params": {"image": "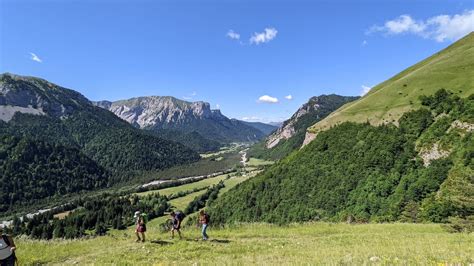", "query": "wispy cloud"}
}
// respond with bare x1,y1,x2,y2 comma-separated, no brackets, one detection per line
215,104,220,109
367,10,474,42
29,52,42,63
226,30,240,40
183,91,197,101
360,85,372,96
257,95,279,104
362,40,368,46
241,116,261,121
250,27,278,45
284,95,293,100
